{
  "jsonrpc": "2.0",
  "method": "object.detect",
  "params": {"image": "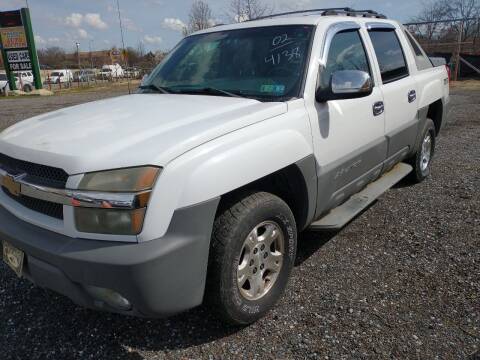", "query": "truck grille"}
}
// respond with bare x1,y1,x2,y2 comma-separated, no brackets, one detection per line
0,153,68,189
0,153,68,220
2,186,64,220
